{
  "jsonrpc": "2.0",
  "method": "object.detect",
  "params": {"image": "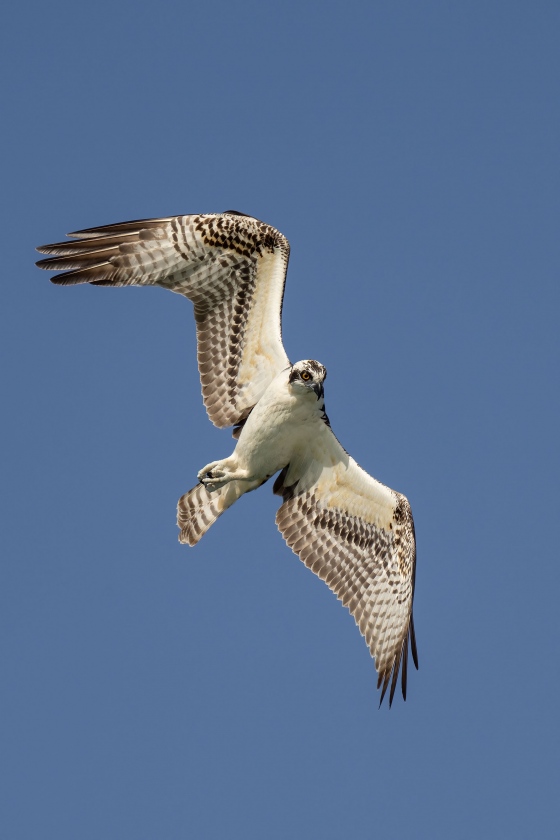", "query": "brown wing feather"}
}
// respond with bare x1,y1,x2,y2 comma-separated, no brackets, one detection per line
273,432,418,707
36,212,291,426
